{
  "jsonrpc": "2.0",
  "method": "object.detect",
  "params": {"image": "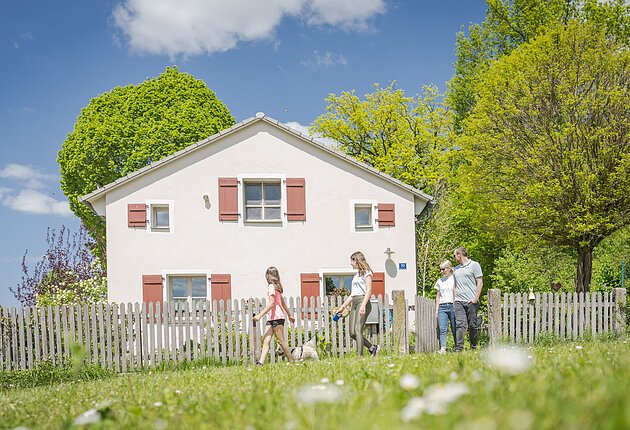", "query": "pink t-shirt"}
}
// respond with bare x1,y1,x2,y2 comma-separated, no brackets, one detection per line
268,284,285,320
